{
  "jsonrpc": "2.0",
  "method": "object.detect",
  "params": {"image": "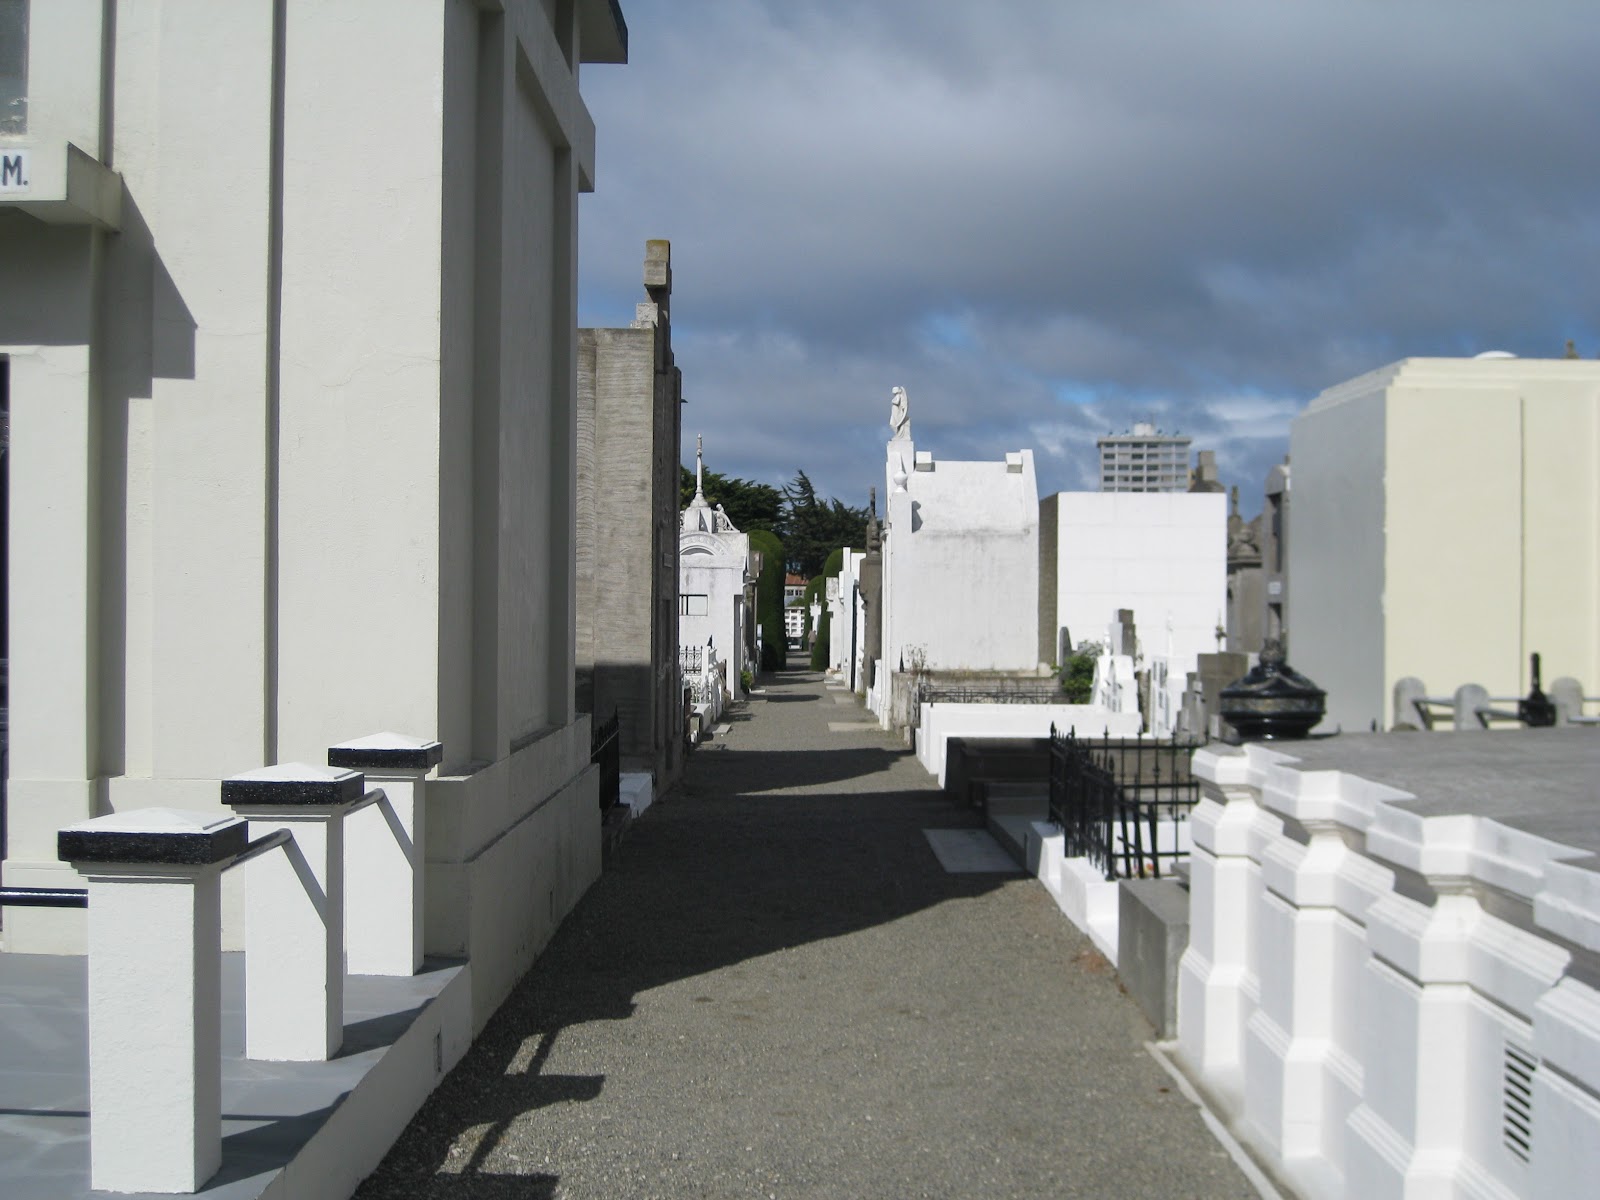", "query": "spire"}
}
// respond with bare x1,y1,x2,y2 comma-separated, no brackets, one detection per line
683,433,713,533
865,486,882,554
